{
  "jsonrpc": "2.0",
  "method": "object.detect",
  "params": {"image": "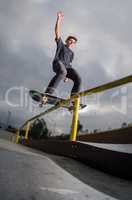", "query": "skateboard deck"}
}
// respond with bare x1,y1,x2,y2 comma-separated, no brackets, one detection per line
29,90,87,110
